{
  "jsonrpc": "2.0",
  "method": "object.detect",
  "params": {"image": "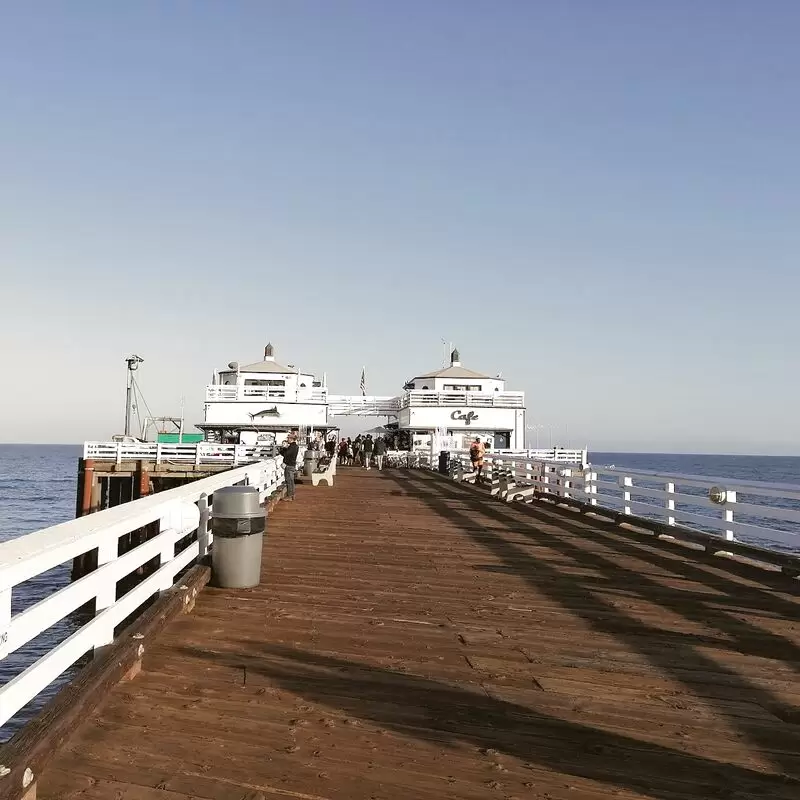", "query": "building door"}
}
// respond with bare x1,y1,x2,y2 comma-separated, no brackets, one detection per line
494,431,510,449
